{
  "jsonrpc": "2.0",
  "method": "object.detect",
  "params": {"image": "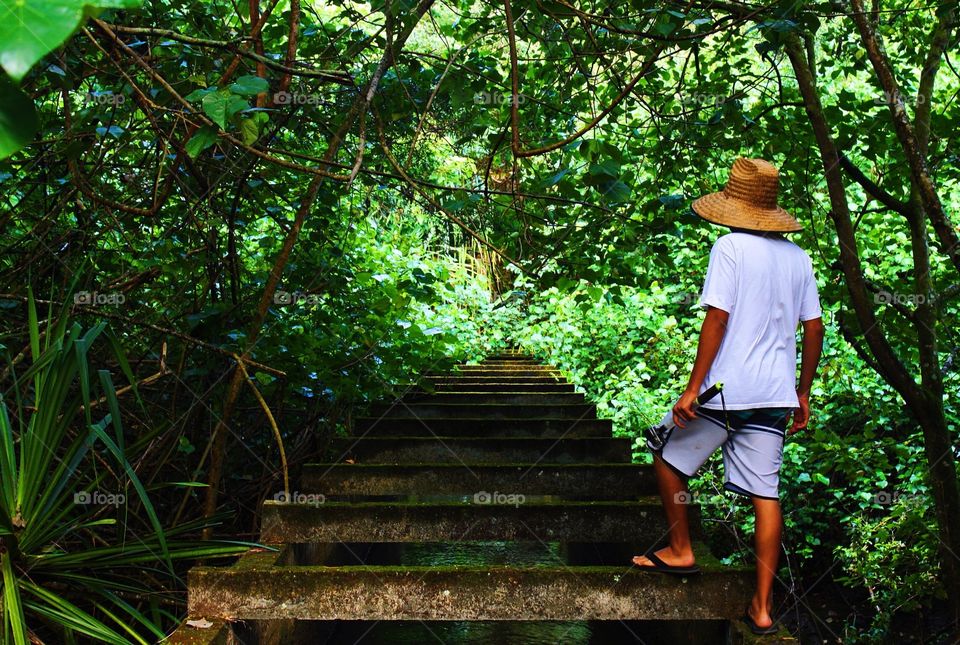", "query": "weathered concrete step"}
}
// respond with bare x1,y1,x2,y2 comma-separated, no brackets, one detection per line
367,403,596,420
429,369,564,378
301,463,655,497
188,557,751,621
355,417,610,437
426,375,569,384
407,382,576,393
327,437,632,464
259,499,694,543
461,362,557,369
449,368,562,376
396,392,586,405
